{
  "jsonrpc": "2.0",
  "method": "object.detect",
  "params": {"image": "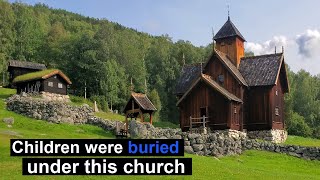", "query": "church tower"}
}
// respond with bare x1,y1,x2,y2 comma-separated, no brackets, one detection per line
214,16,246,68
